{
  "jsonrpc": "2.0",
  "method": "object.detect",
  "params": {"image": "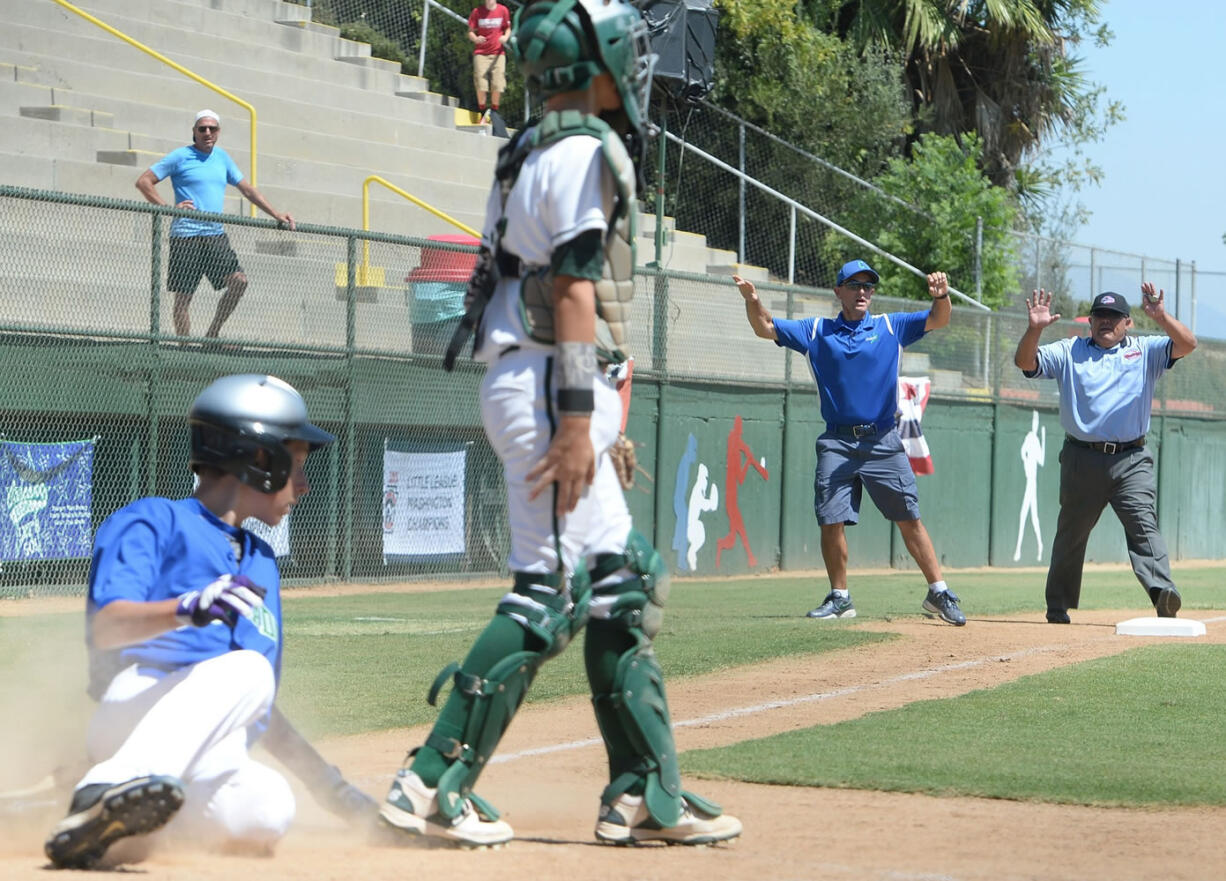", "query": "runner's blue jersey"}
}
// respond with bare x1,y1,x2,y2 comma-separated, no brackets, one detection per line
86,496,282,698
